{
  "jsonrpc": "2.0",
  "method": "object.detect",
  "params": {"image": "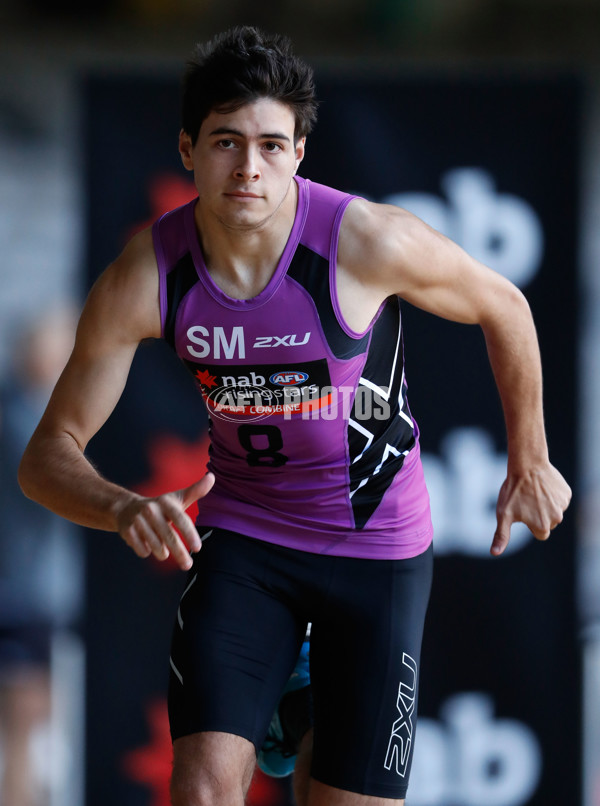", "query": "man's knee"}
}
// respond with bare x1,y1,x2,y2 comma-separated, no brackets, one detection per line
170,767,241,806
170,732,255,806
